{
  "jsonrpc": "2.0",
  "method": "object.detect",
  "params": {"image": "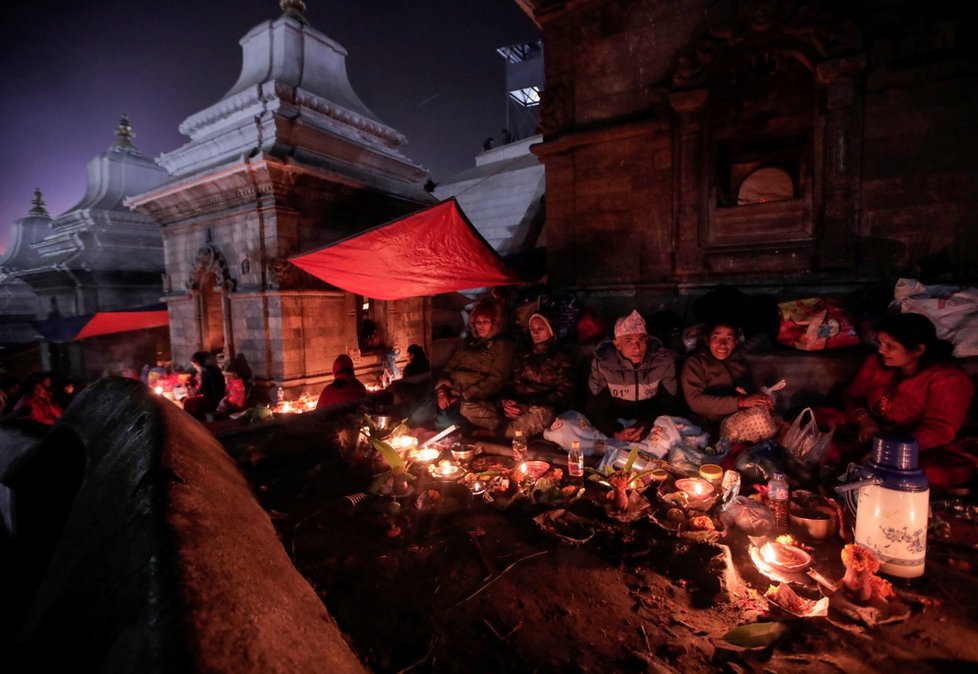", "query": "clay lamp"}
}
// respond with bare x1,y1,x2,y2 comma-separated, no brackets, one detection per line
389,435,419,454
409,447,440,464
433,459,460,478
674,477,716,509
